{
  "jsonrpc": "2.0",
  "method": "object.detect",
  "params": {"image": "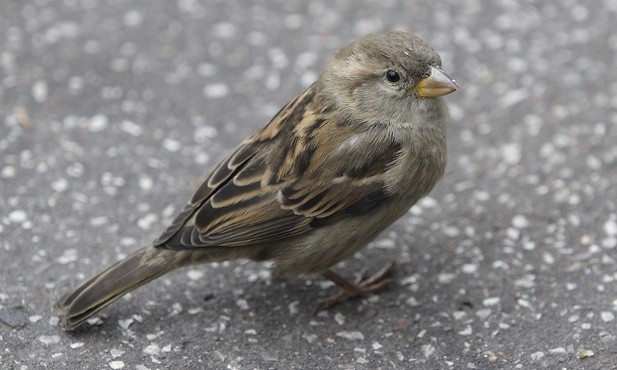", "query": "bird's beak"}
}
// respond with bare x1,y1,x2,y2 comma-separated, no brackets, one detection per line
414,66,458,98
